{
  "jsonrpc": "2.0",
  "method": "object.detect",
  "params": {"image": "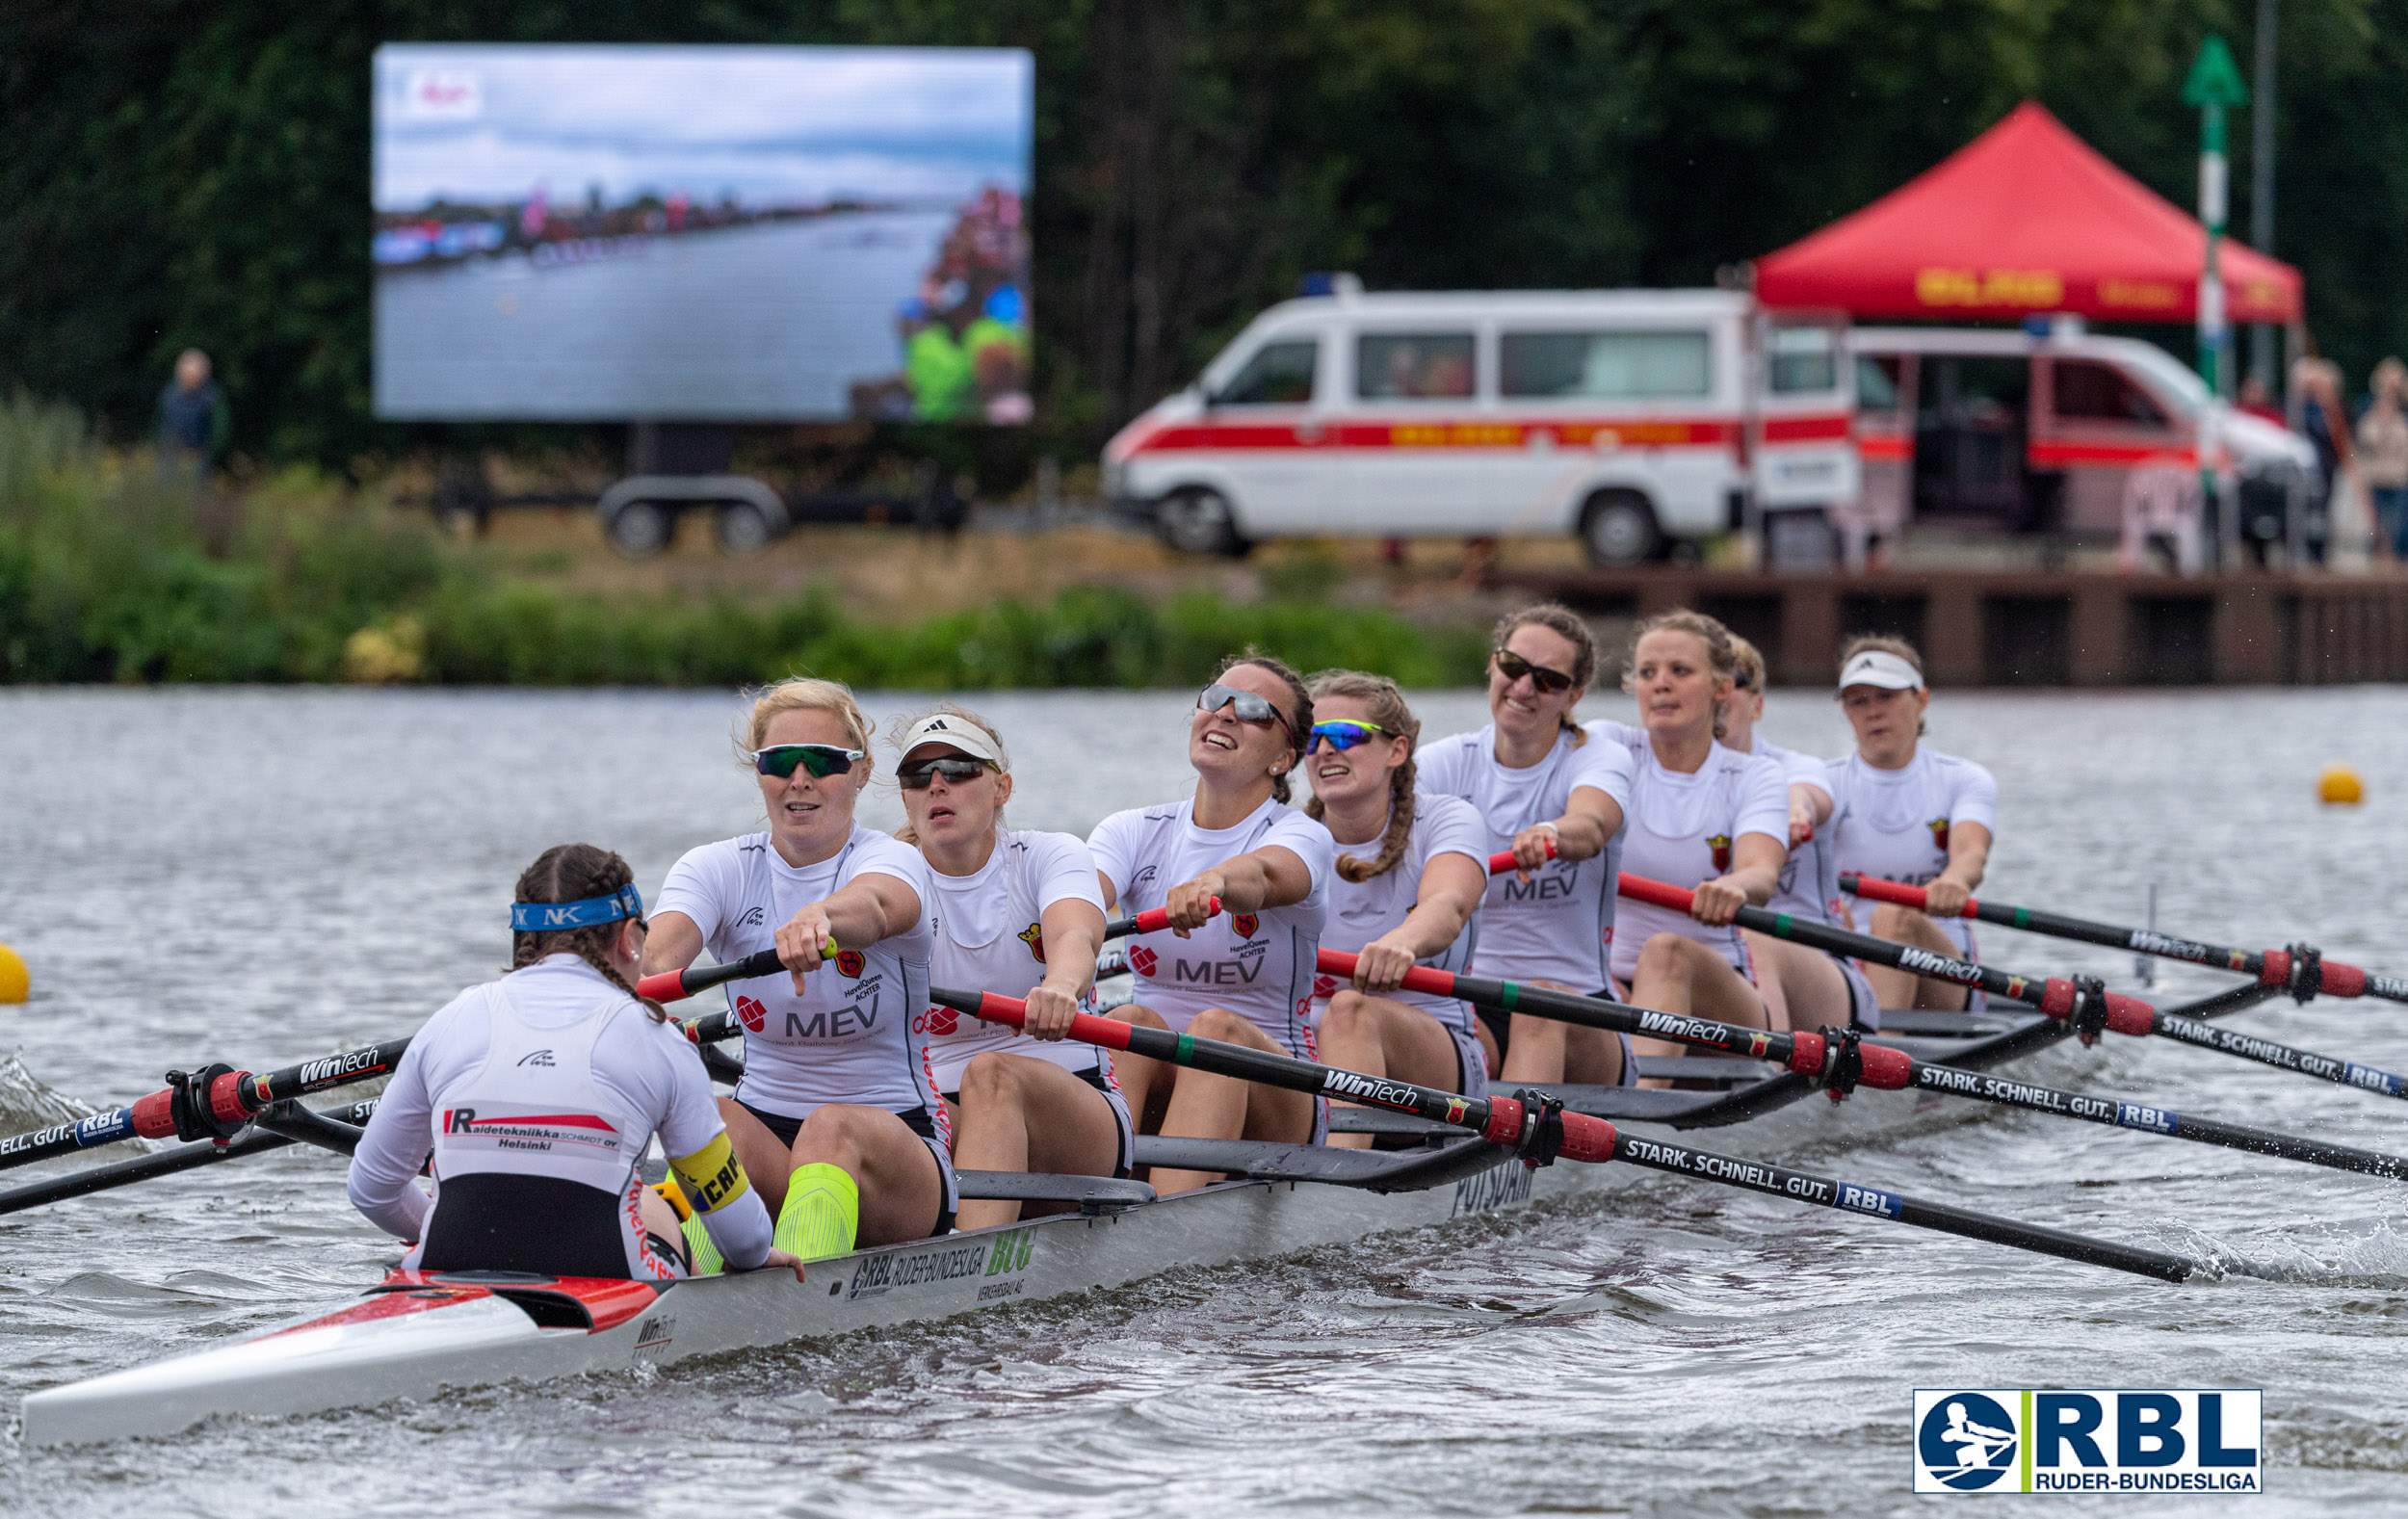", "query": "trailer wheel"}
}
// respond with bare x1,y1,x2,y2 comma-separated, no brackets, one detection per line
1579,489,1662,567
1155,486,1250,558
607,501,673,559
714,500,775,554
